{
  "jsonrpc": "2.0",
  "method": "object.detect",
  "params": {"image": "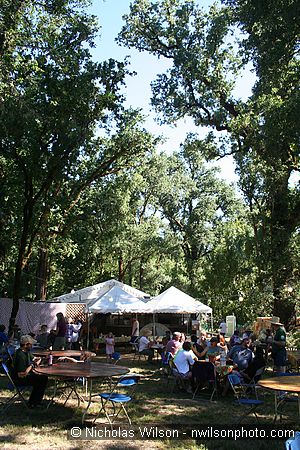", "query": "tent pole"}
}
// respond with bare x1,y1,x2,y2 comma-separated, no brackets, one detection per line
210,313,213,334
152,313,156,337
87,312,90,350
